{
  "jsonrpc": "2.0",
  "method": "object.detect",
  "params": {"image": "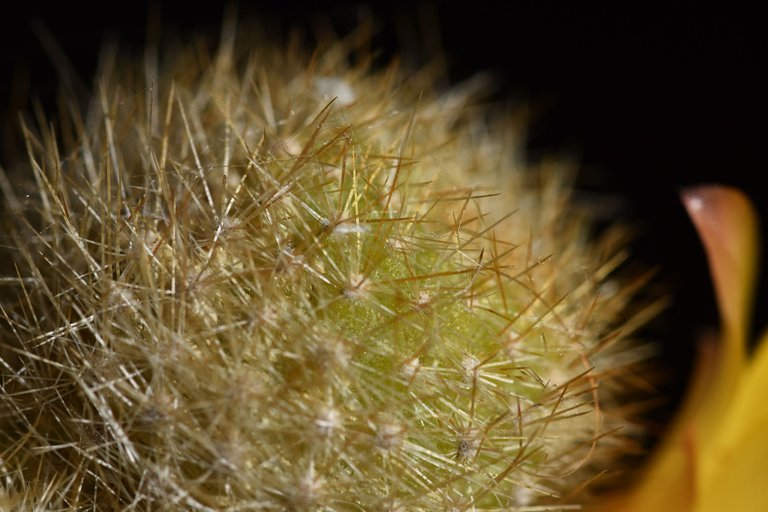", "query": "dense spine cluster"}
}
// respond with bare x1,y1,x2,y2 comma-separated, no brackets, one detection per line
0,24,651,511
